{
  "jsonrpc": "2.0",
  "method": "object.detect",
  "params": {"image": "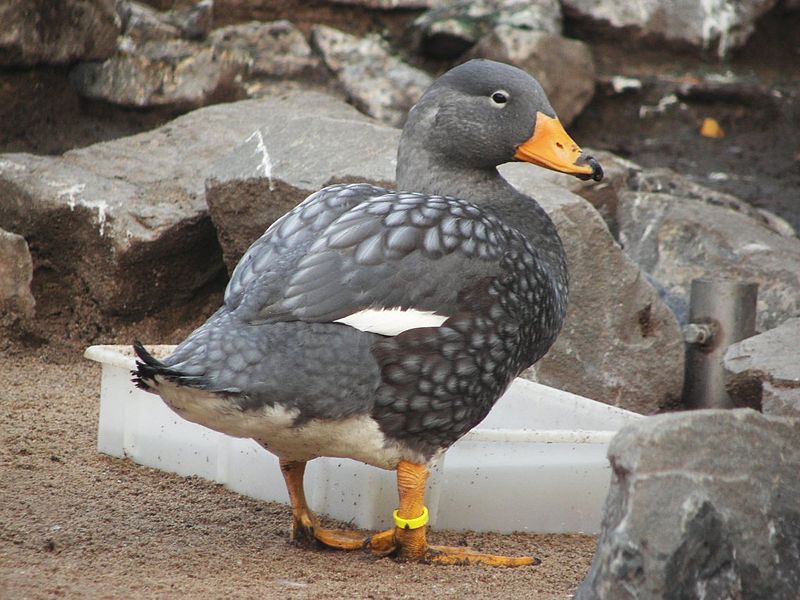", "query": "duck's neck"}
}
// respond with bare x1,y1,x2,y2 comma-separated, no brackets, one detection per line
397,155,567,289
